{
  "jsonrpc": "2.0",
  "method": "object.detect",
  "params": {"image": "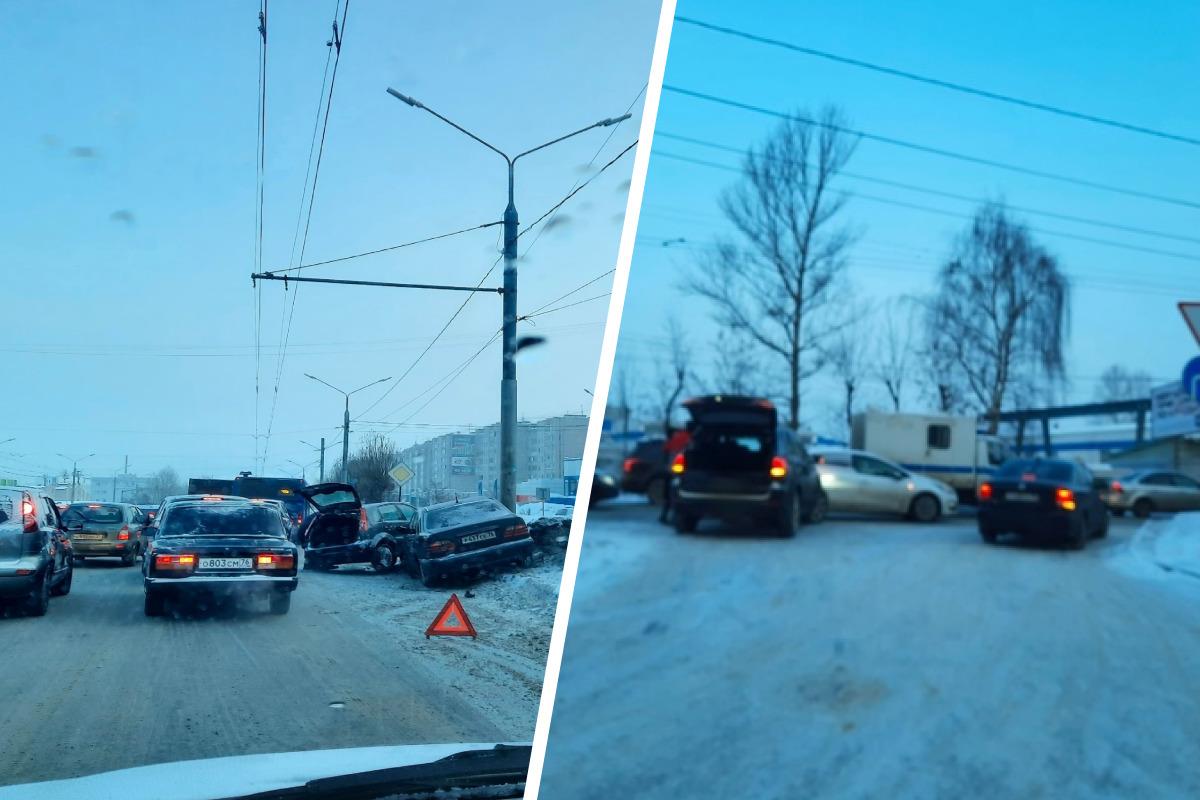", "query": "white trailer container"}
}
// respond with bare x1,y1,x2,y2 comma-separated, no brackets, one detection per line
850,411,1011,498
